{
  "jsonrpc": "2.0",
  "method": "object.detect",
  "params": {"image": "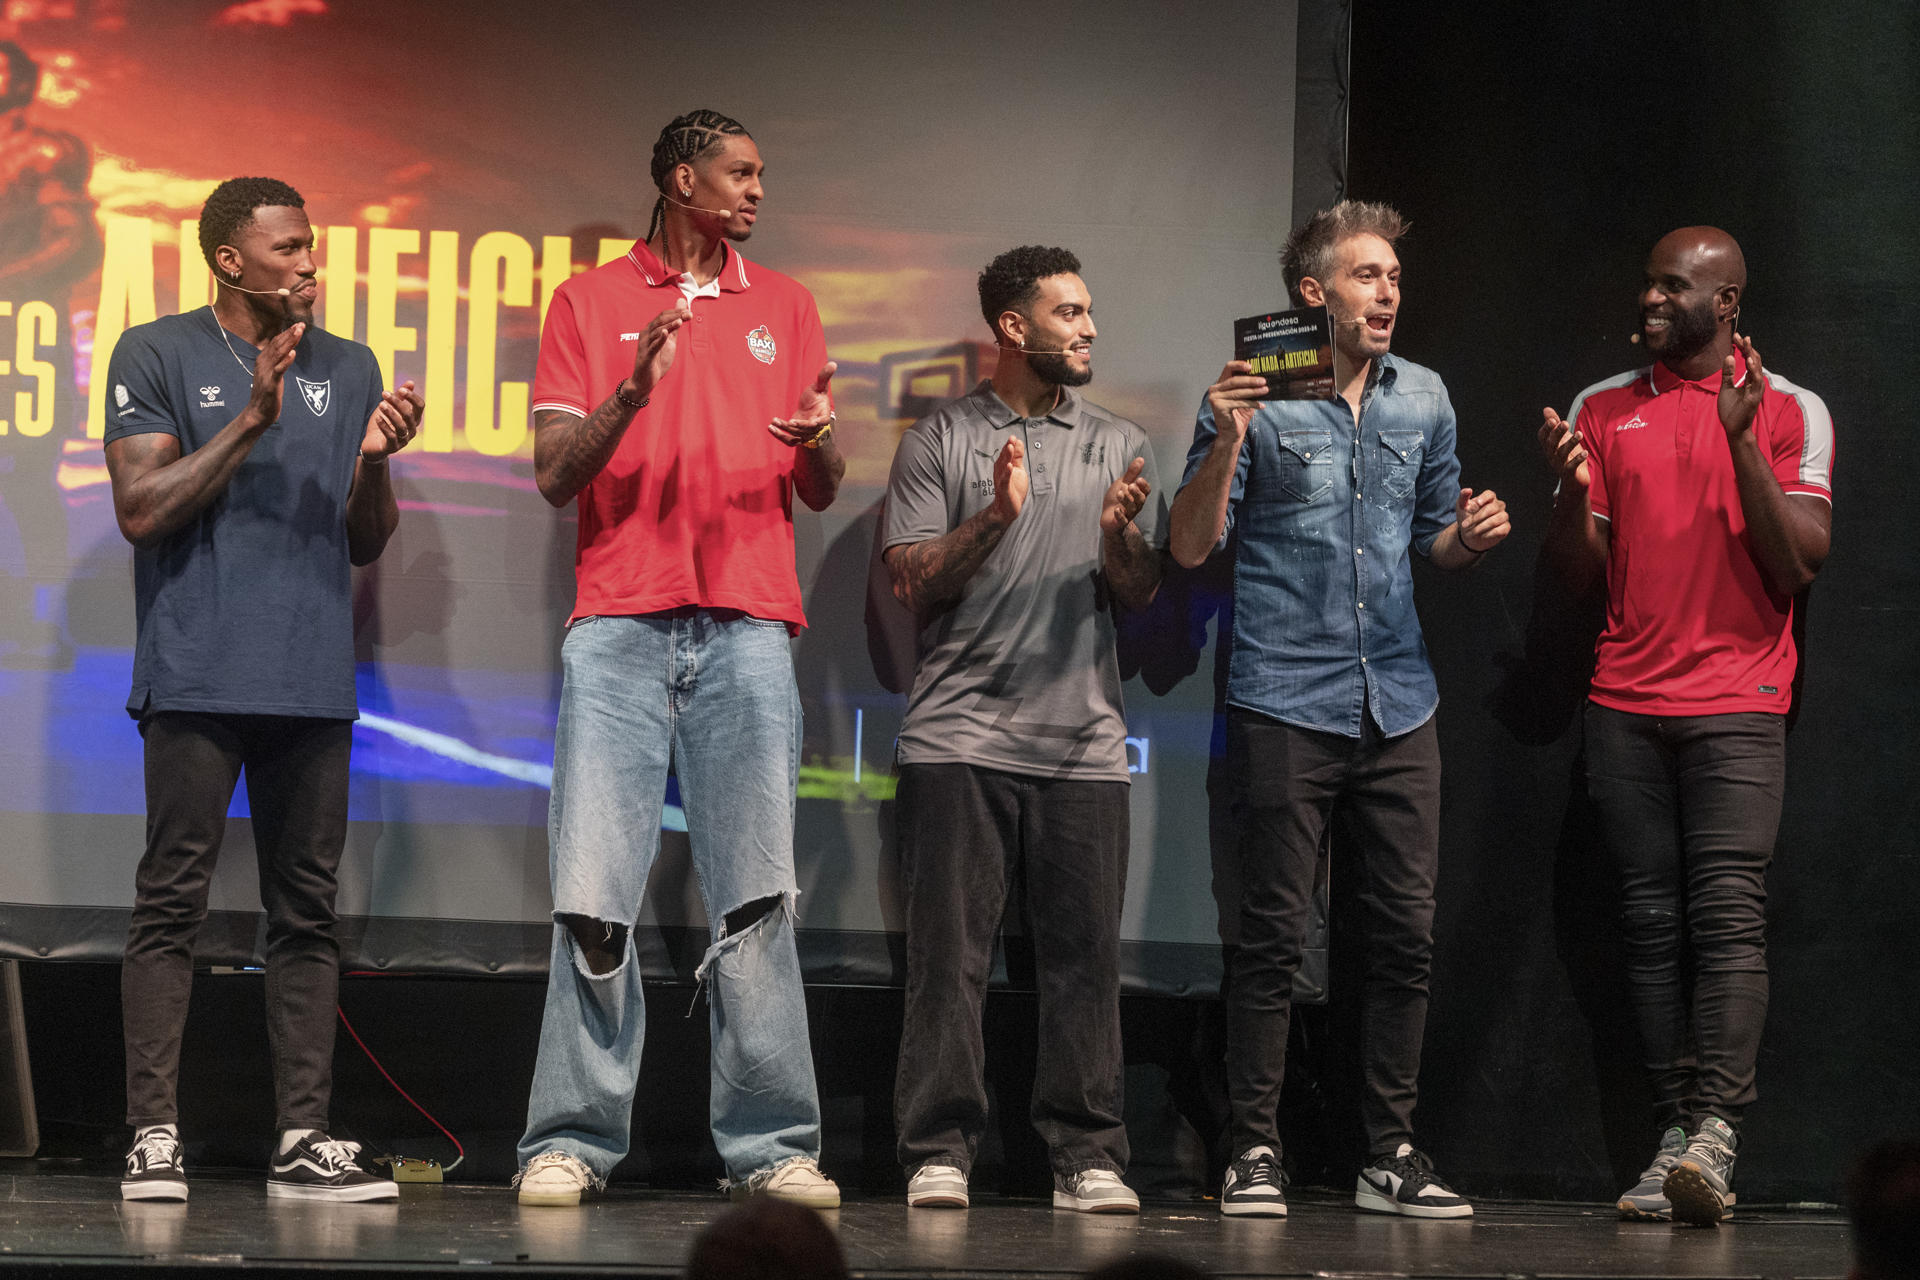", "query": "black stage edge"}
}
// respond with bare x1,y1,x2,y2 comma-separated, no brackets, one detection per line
0,1167,1852,1279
